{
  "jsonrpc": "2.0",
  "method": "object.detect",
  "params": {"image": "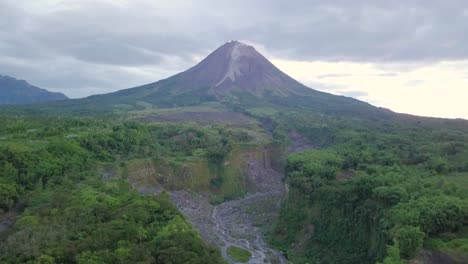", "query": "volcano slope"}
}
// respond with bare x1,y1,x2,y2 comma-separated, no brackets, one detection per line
5,40,392,120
